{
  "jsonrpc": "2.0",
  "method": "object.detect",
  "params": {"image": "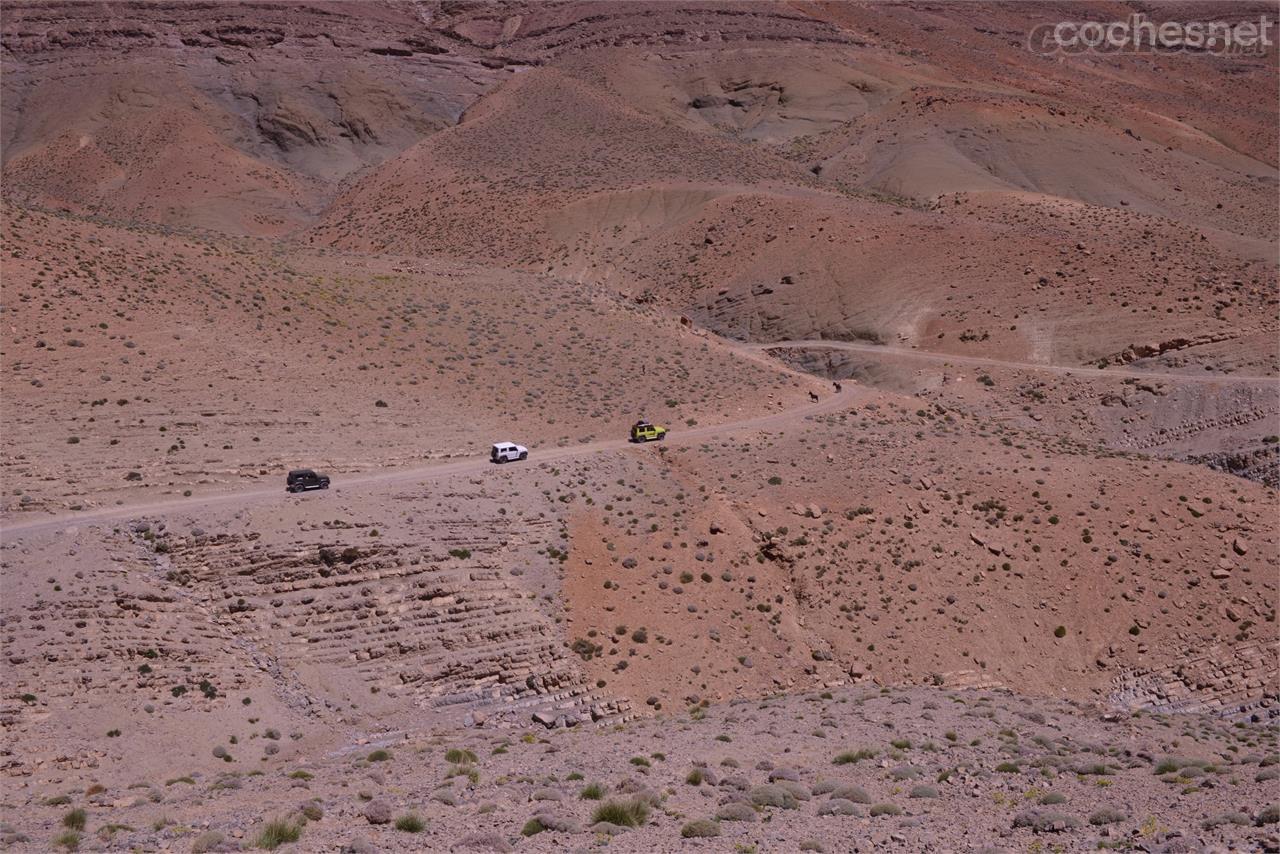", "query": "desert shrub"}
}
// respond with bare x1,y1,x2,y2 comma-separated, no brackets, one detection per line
1156,756,1210,775
191,831,225,853
833,748,875,765
62,809,86,831
685,768,704,785
367,749,390,762
394,813,424,833
1074,762,1110,776
909,785,938,799
255,819,302,849
818,799,860,816
870,804,902,817
209,775,241,791
1039,792,1068,805
680,819,720,838
520,818,545,837
591,799,649,828
1202,812,1250,830
749,784,798,809
715,803,757,822
1089,808,1126,825
1013,810,1082,833
446,765,479,784
579,783,605,800
830,784,872,804
1256,805,1279,826
996,762,1021,773
444,748,477,765
53,831,81,851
